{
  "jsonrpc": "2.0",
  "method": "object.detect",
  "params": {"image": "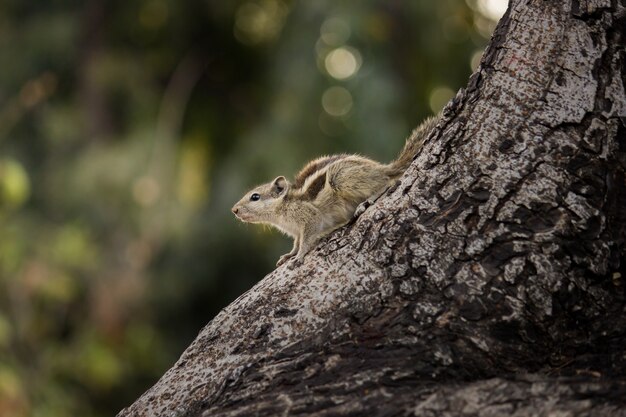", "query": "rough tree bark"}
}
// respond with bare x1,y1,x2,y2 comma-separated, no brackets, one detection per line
119,1,626,416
